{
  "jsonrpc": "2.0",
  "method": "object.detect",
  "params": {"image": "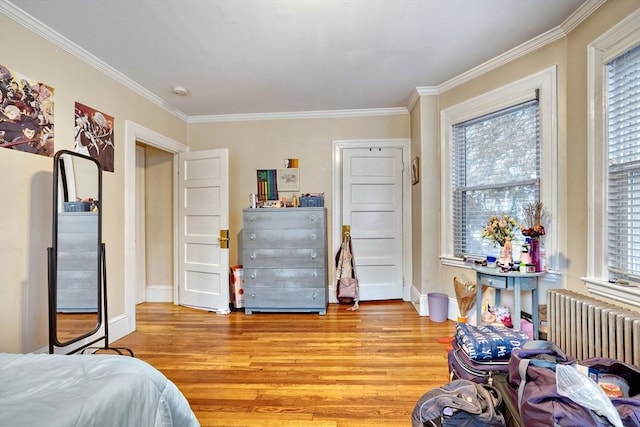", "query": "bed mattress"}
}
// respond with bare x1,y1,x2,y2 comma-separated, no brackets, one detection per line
0,352,199,427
